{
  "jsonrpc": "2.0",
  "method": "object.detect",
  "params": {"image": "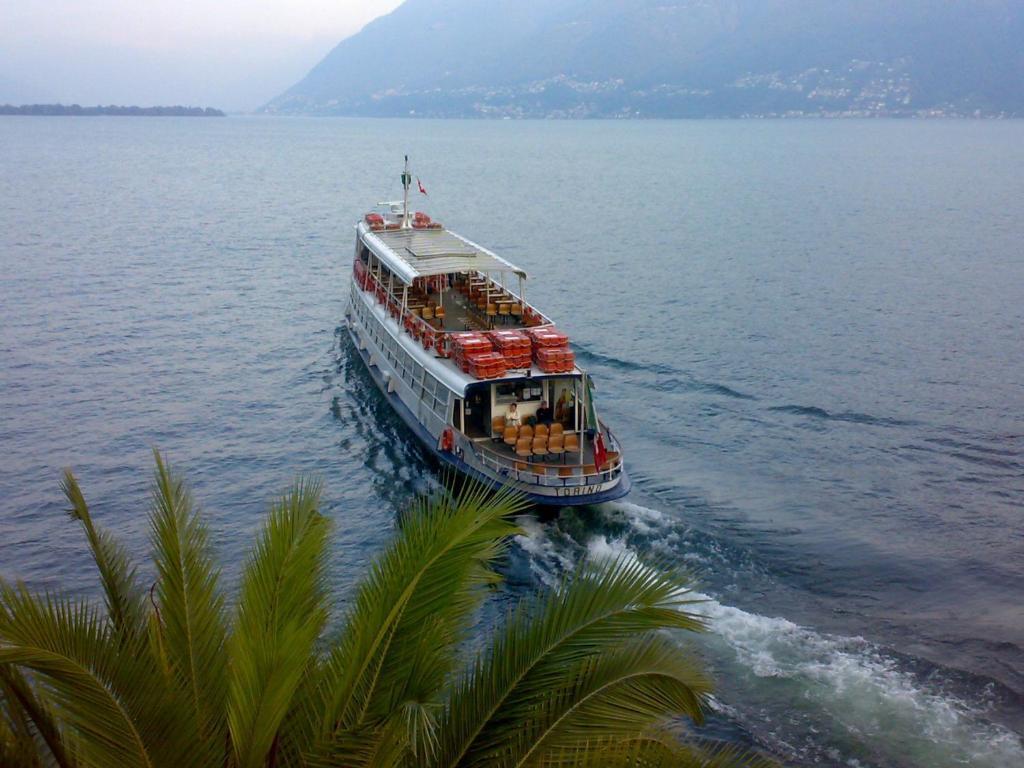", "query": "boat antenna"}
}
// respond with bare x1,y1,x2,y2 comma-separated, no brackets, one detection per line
401,155,411,229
